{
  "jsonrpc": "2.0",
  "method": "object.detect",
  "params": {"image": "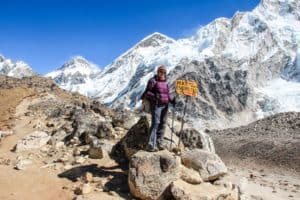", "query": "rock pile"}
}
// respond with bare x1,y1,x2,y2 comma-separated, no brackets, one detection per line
109,116,240,200
128,149,238,200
